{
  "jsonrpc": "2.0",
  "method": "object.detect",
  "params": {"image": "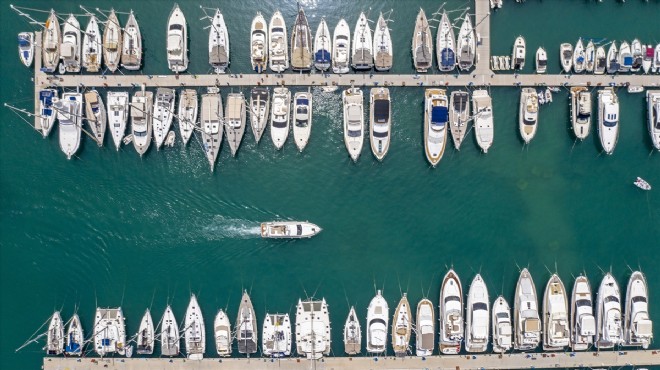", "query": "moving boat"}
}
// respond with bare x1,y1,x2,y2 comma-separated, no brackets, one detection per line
366,290,388,354
38,88,58,138
352,12,373,70
268,11,289,73
343,87,364,162
619,41,632,72
634,177,652,191
42,10,61,73
166,4,188,73
107,92,128,150
512,36,526,70
295,298,331,359
121,11,142,71
132,89,155,156
56,92,82,160
631,39,643,73
93,307,126,356
472,89,494,153
542,274,570,351
249,87,270,143
46,311,64,355
270,87,291,150
136,309,154,355
519,88,539,144
437,12,456,72
439,269,463,354
65,314,83,356
184,294,205,360
392,294,412,357
293,91,312,152
263,313,292,357
82,16,102,72
646,90,660,150
178,89,198,146
261,221,321,238
595,273,623,349
424,88,449,167
560,43,573,73
209,9,229,73
152,88,176,150
214,310,232,357
18,32,34,67
570,87,592,141
60,15,81,73
415,298,434,356
373,13,393,71
84,90,106,146
314,18,332,71
457,16,475,71
465,274,489,353
332,19,351,74
250,13,267,73
236,291,258,355
103,9,122,72
412,9,432,73
369,87,391,161
161,305,180,356
642,45,653,74
225,93,246,157
595,46,606,75
449,90,470,150
585,40,595,73
571,275,595,351
536,47,547,73
624,271,653,348
598,87,619,155
344,306,361,355
200,88,223,171
573,38,585,73
290,5,313,71
513,268,541,351
492,296,513,353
